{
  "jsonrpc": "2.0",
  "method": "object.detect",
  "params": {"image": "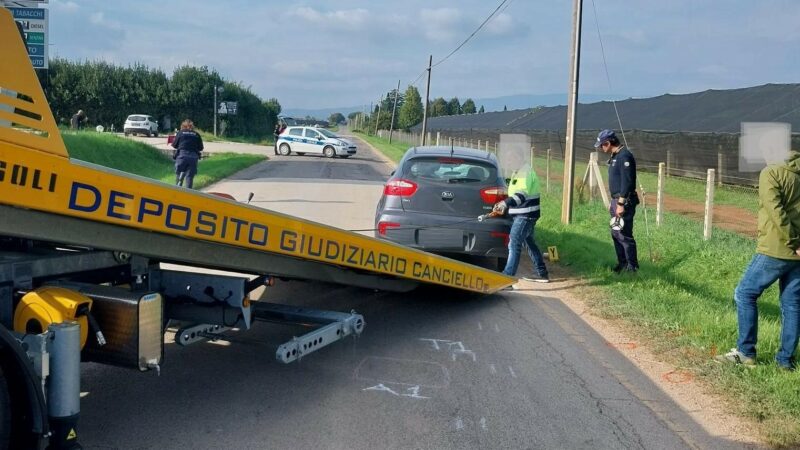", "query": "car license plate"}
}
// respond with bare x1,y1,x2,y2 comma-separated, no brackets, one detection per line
418,228,463,249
